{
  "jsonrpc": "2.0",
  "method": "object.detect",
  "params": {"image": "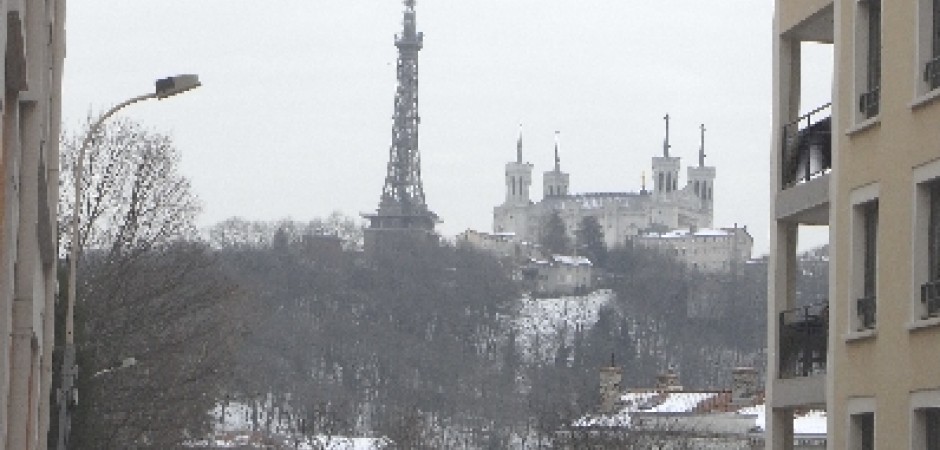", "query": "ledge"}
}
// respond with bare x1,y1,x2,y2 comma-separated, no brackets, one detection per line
845,116,880,137
907,316,940,332
844,328,876,342
911,89,940,110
